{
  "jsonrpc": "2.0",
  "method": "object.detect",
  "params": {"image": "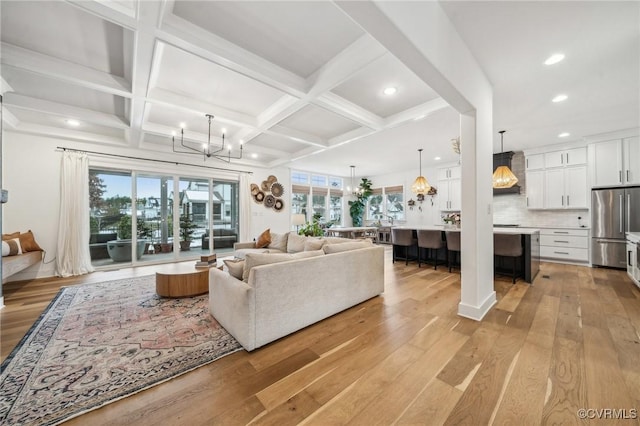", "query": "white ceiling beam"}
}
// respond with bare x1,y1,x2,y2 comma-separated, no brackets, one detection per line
2,107,20,129
65,0,137,29
4,93,129,129
148,87,257,128
264,125,327,148
383,97,450,129
1,43,132,98
305,34,386,96
314,92,384,130
160,13,307,97
126,2,167,148
327,126,377,148
268,145,328,168
12,122,126,146
0,77,15,95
